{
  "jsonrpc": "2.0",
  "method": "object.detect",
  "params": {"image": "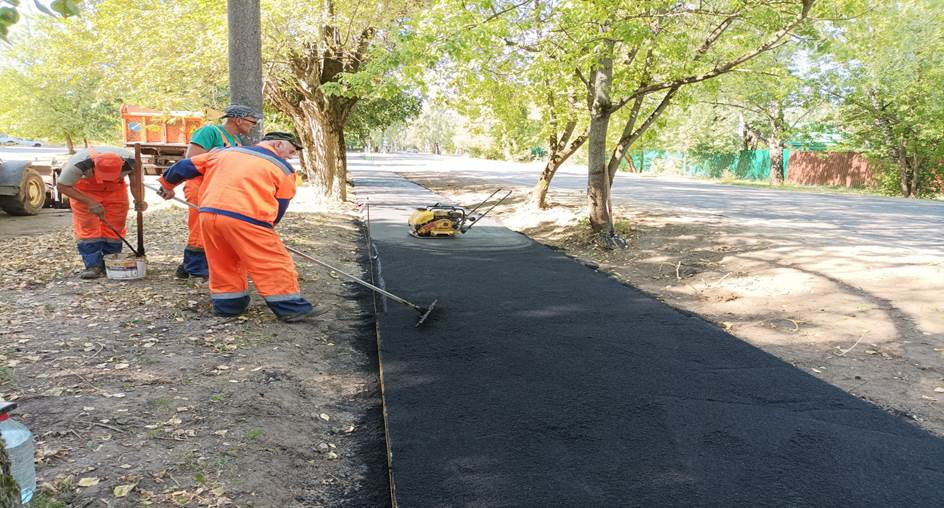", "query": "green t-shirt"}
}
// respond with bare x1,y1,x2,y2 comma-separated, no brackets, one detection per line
190,125,242,151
